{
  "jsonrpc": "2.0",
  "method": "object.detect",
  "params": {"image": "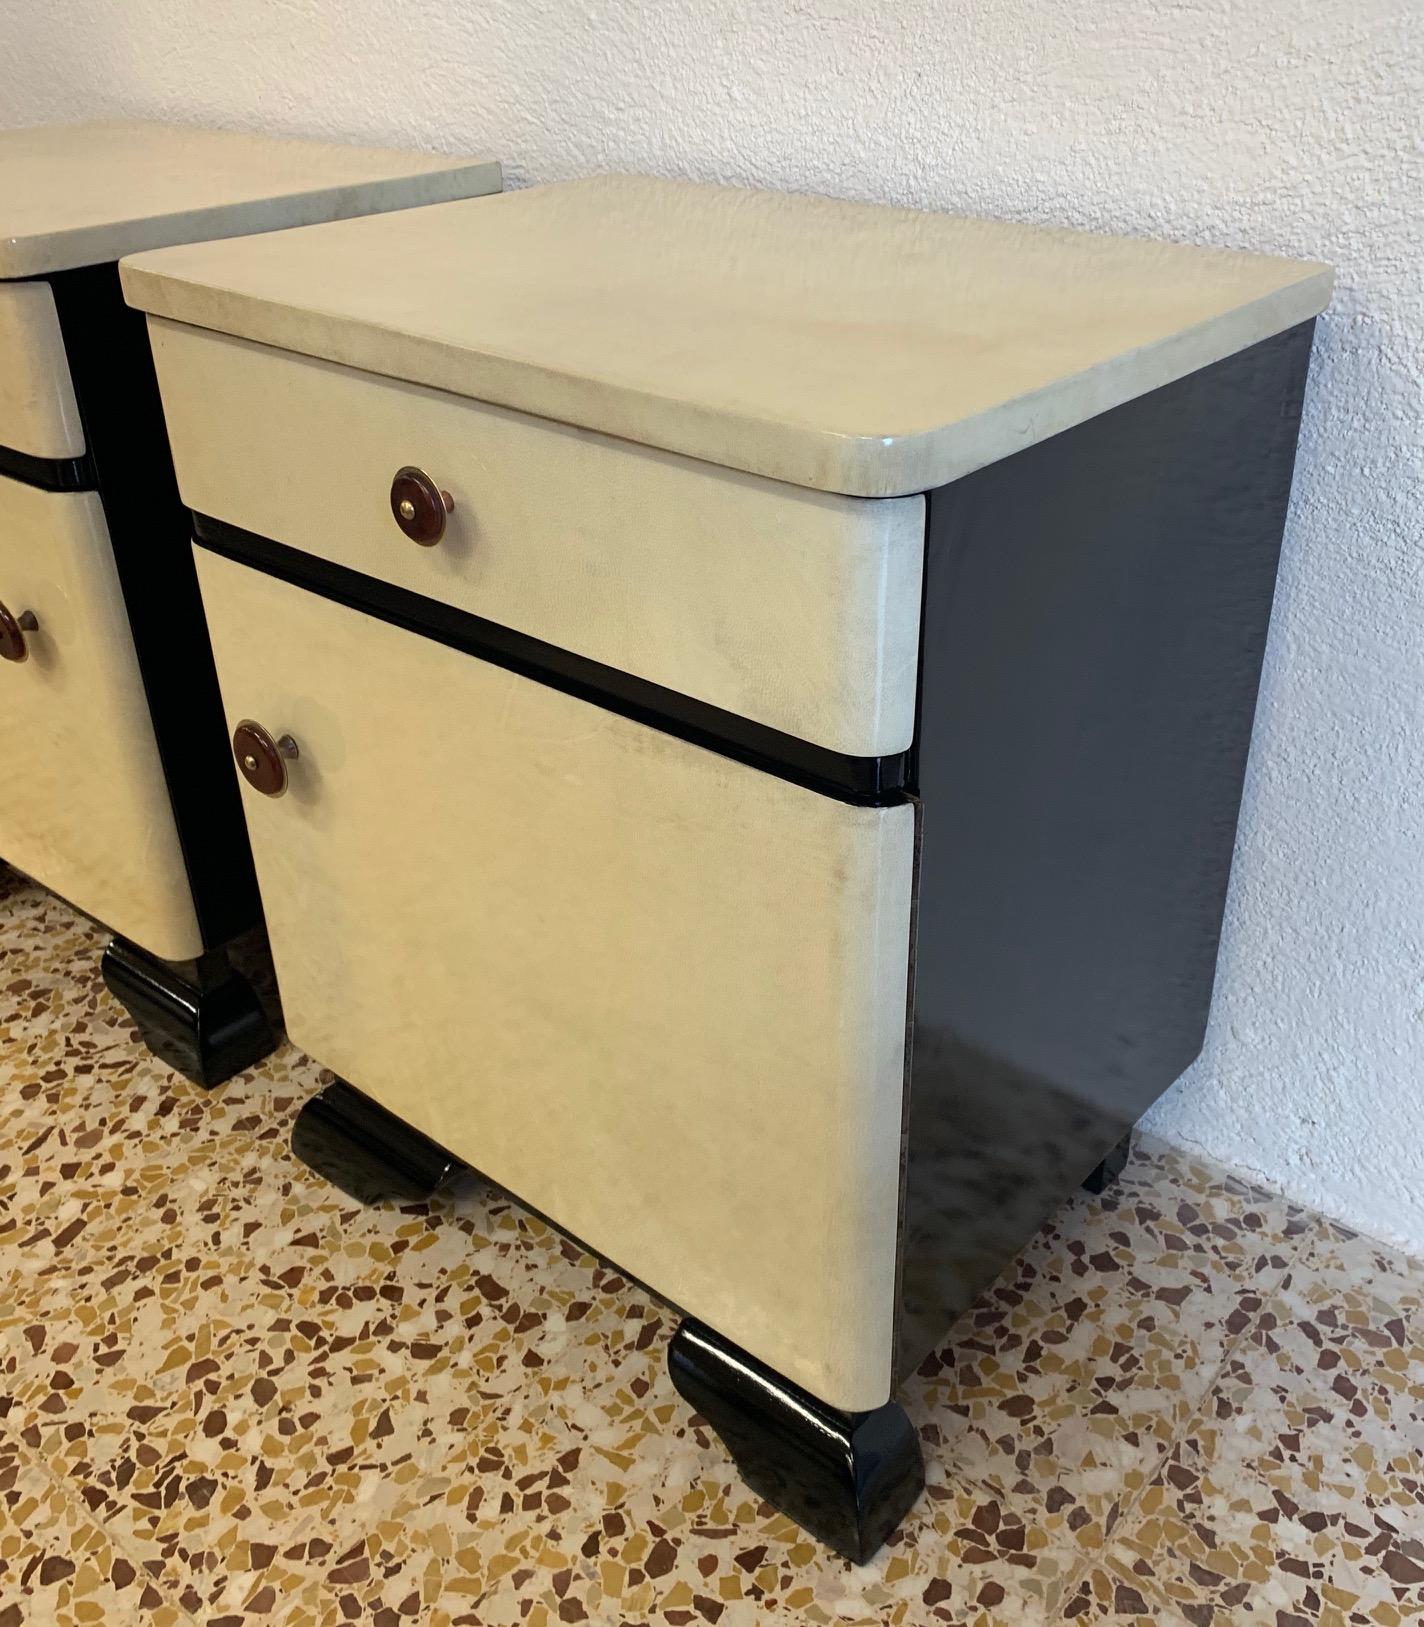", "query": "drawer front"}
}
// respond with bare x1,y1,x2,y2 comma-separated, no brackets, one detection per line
155,319,924,760
0,474,201,960
197,547,915,1410
0,283,85,460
